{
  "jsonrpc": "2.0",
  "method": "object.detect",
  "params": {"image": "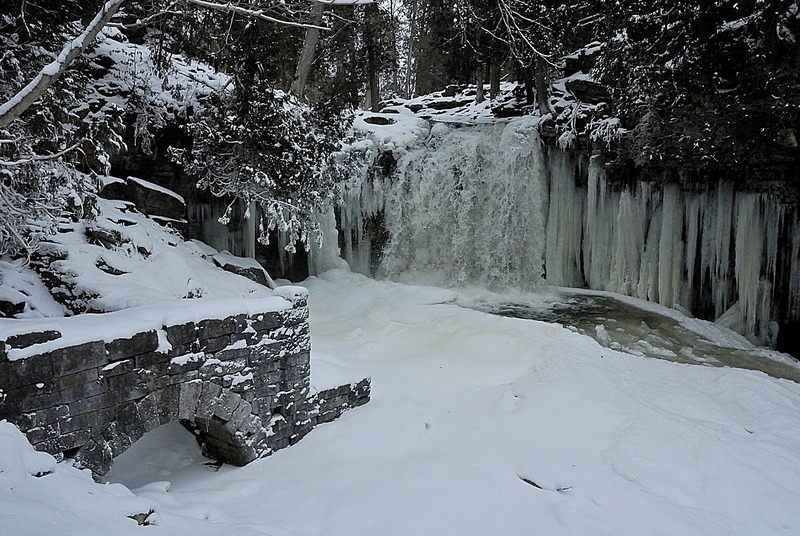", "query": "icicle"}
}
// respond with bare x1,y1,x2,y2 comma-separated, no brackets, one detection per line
638,205,662,303
582,158,618,290
683,193,705,309
609,188,647,296
307,204,347,275
788,215,800,320
733,193,765,338
545,151,584,287
657,185,684,308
